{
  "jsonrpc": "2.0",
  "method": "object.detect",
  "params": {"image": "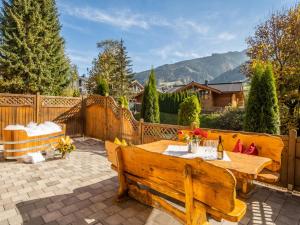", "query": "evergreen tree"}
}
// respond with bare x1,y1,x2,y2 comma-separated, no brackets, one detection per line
244,63,280,134
178,95,201,126
141,68,160,123
87,40,118,94
259,65,280,134
244,64,264,132
113,39,134,98
0,0,70,95
87,39,133,100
